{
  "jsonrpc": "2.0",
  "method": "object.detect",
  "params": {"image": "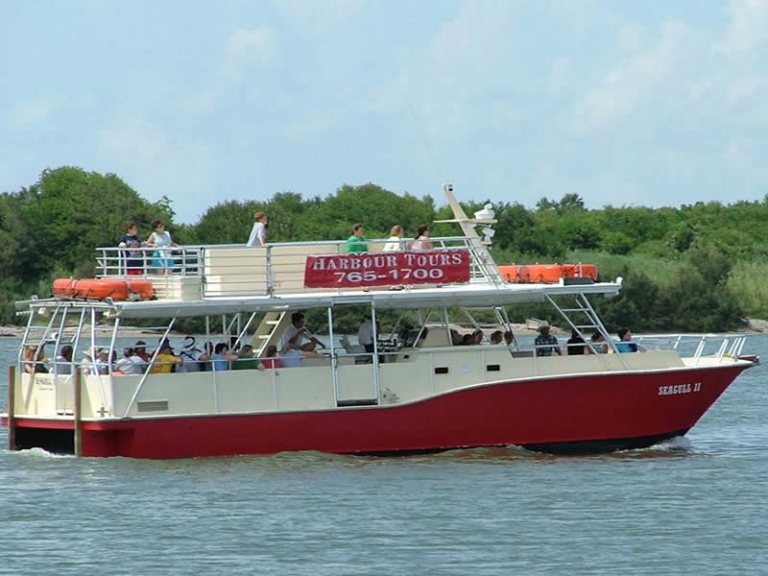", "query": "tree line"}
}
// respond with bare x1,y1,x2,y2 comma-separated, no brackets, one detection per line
2,166,767,331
